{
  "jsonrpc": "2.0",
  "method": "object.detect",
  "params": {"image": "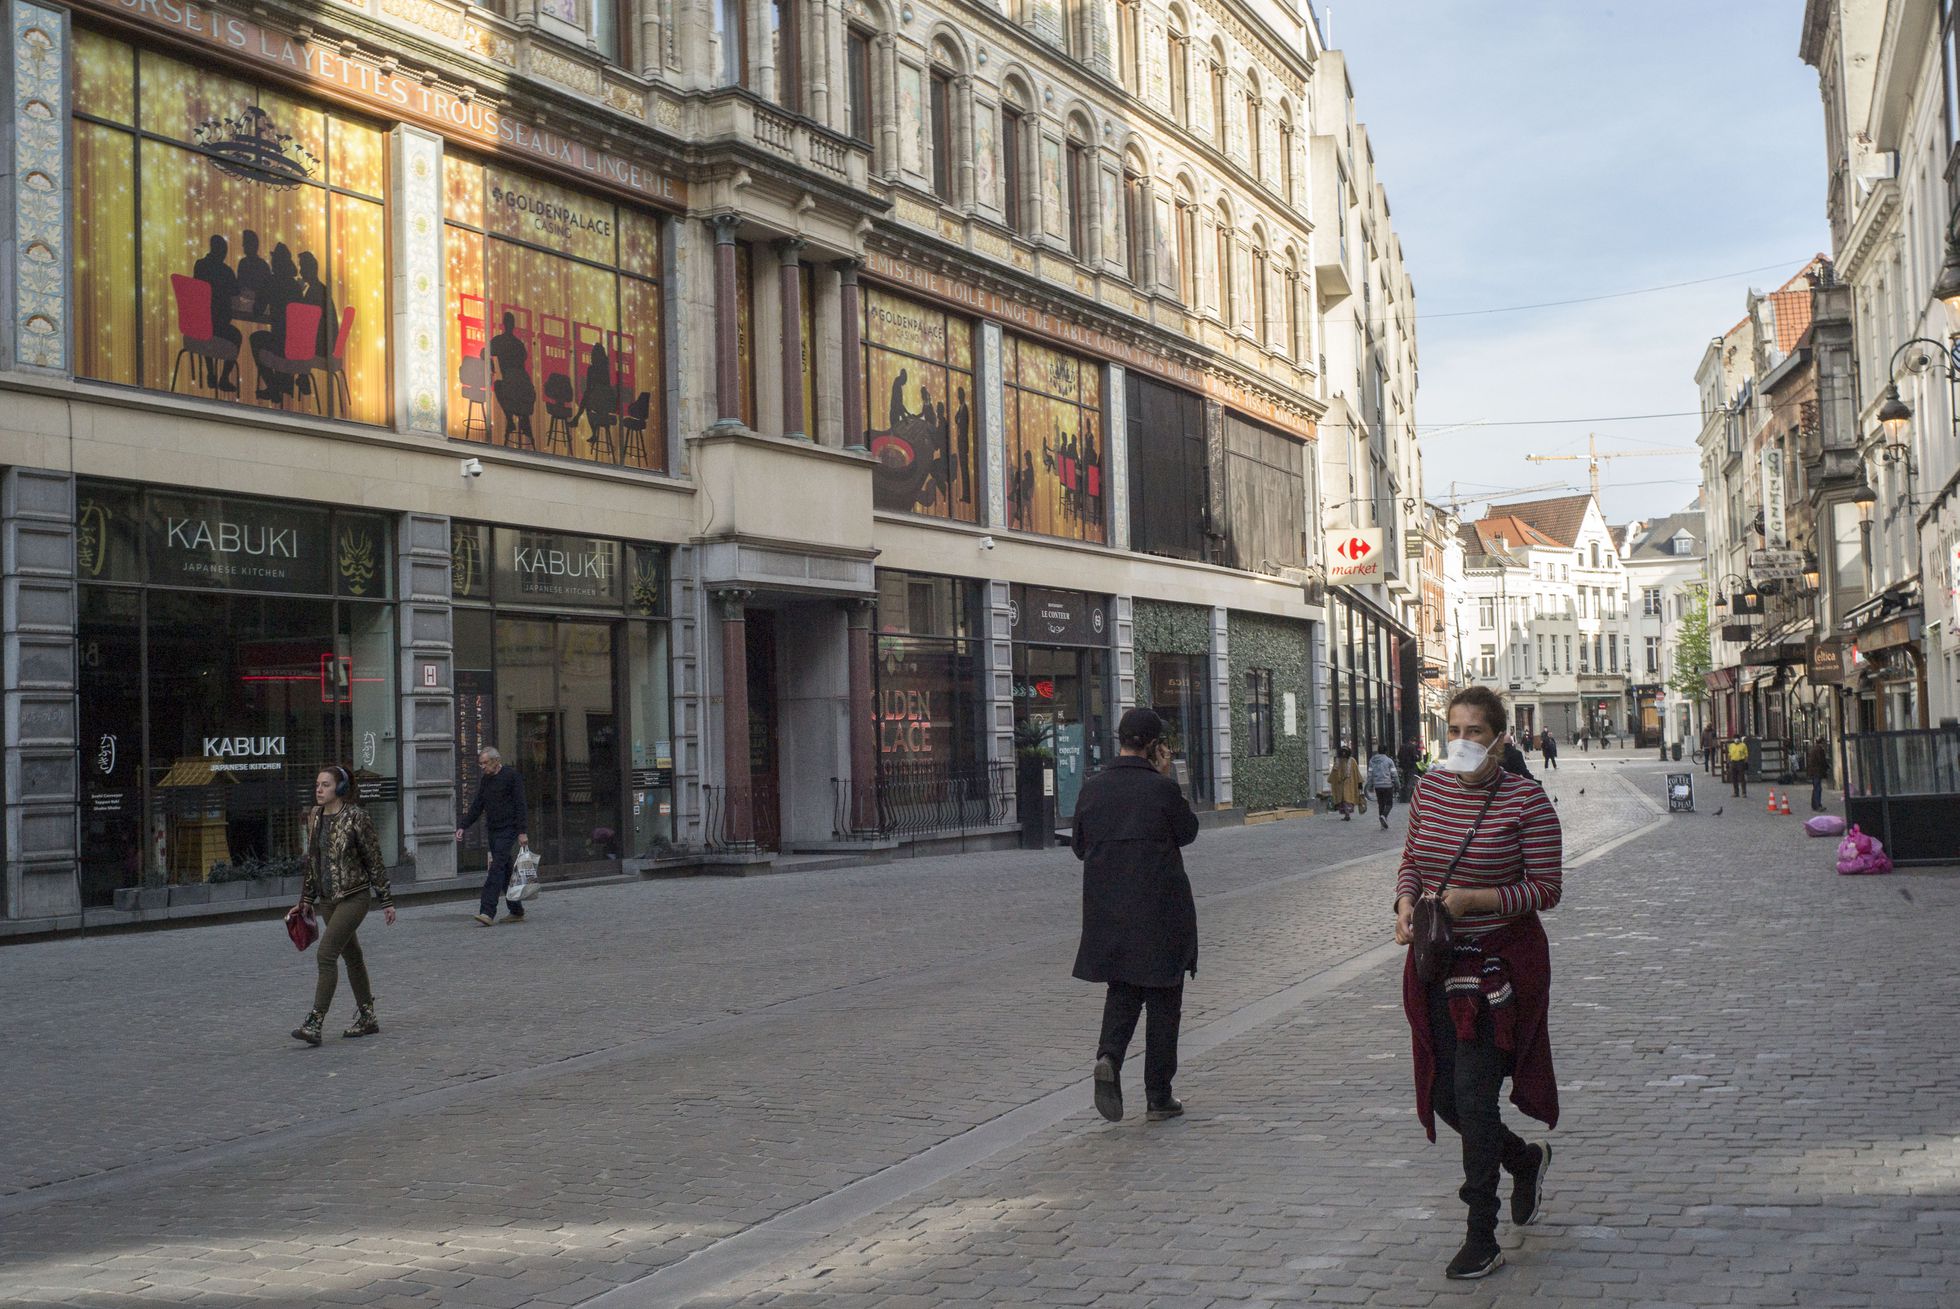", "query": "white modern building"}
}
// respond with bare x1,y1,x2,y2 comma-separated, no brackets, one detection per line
1622,509,1707,751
